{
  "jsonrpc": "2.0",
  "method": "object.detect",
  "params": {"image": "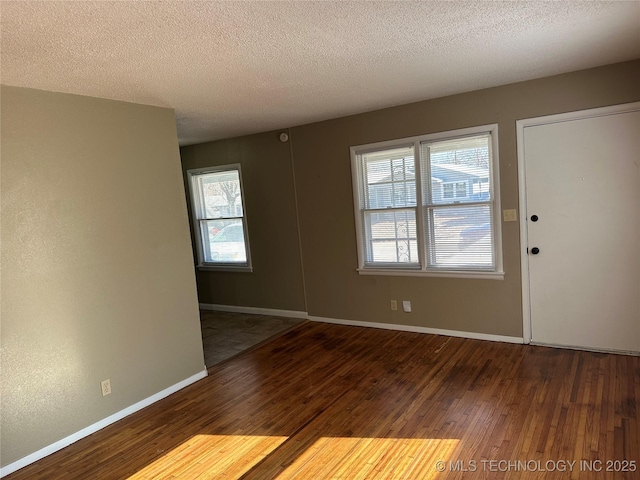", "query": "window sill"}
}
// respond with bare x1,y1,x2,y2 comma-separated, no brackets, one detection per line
356,268,504,280
197,265,253,273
